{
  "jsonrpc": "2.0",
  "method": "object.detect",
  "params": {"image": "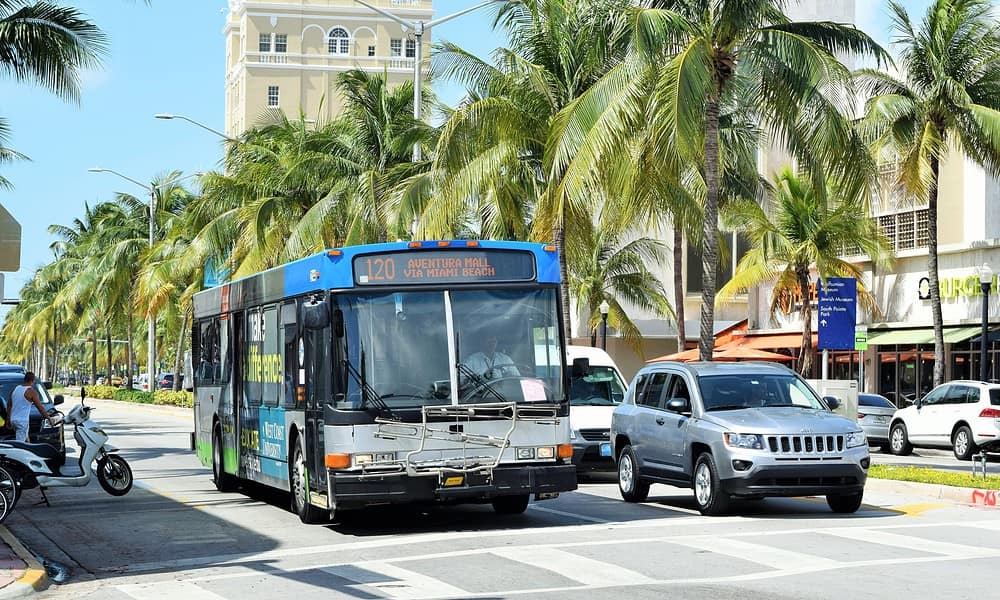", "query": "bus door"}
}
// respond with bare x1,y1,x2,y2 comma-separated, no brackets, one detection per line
302,297,331,491
230,309,246,478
